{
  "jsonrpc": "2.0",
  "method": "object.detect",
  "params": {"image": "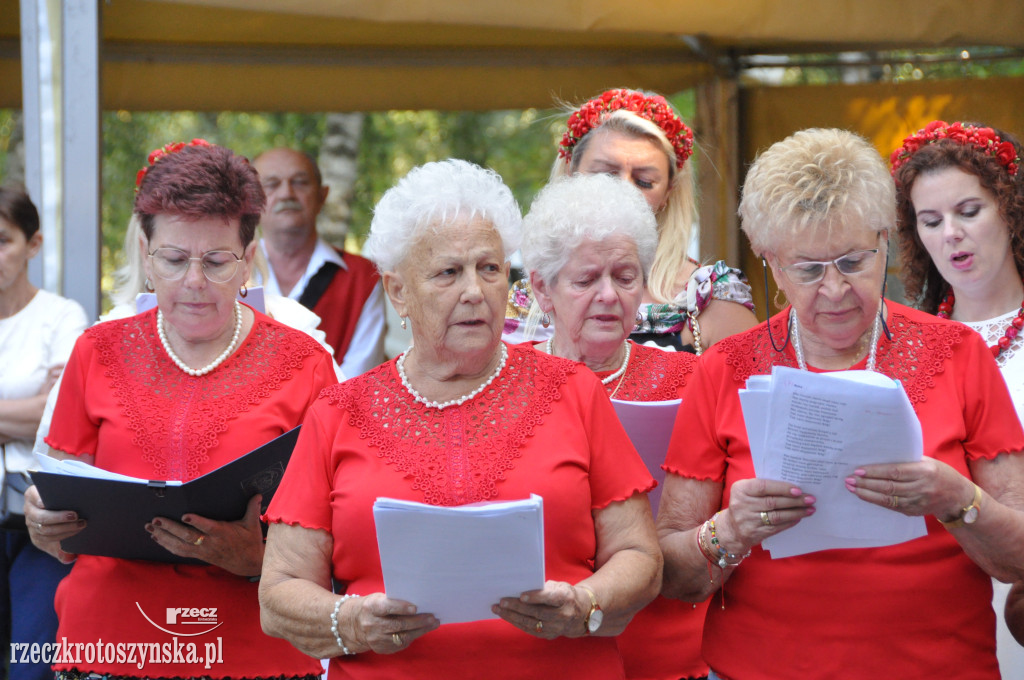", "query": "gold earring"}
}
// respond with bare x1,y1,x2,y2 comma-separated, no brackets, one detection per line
145,278,154,292
774,288,787,309
239,284,248,298
400,317,407,330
